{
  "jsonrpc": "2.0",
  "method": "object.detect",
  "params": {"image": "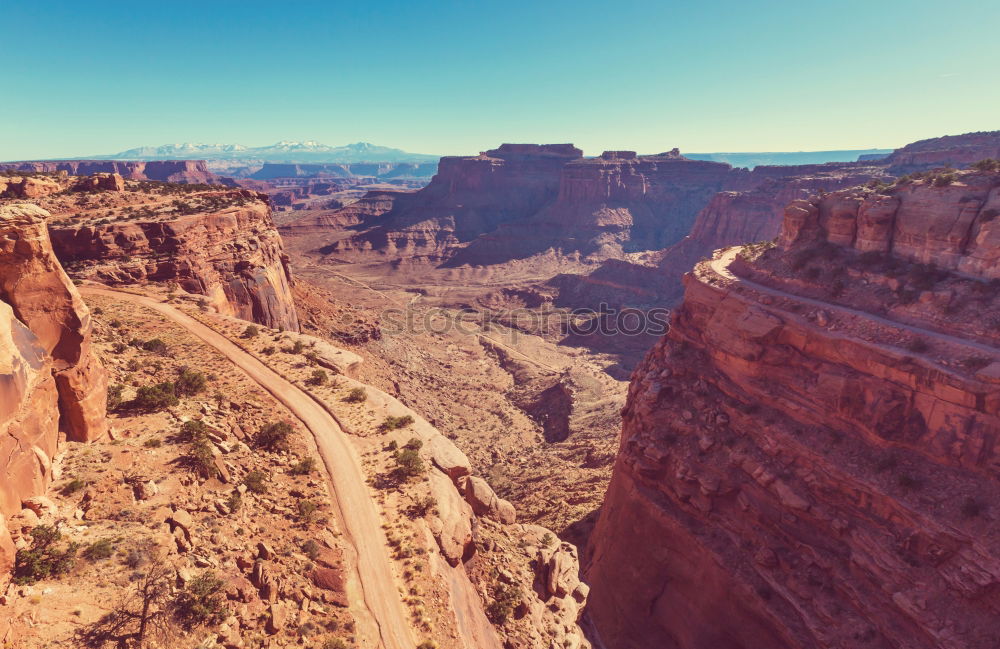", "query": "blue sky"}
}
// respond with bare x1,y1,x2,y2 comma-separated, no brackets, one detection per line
2,0,998,159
